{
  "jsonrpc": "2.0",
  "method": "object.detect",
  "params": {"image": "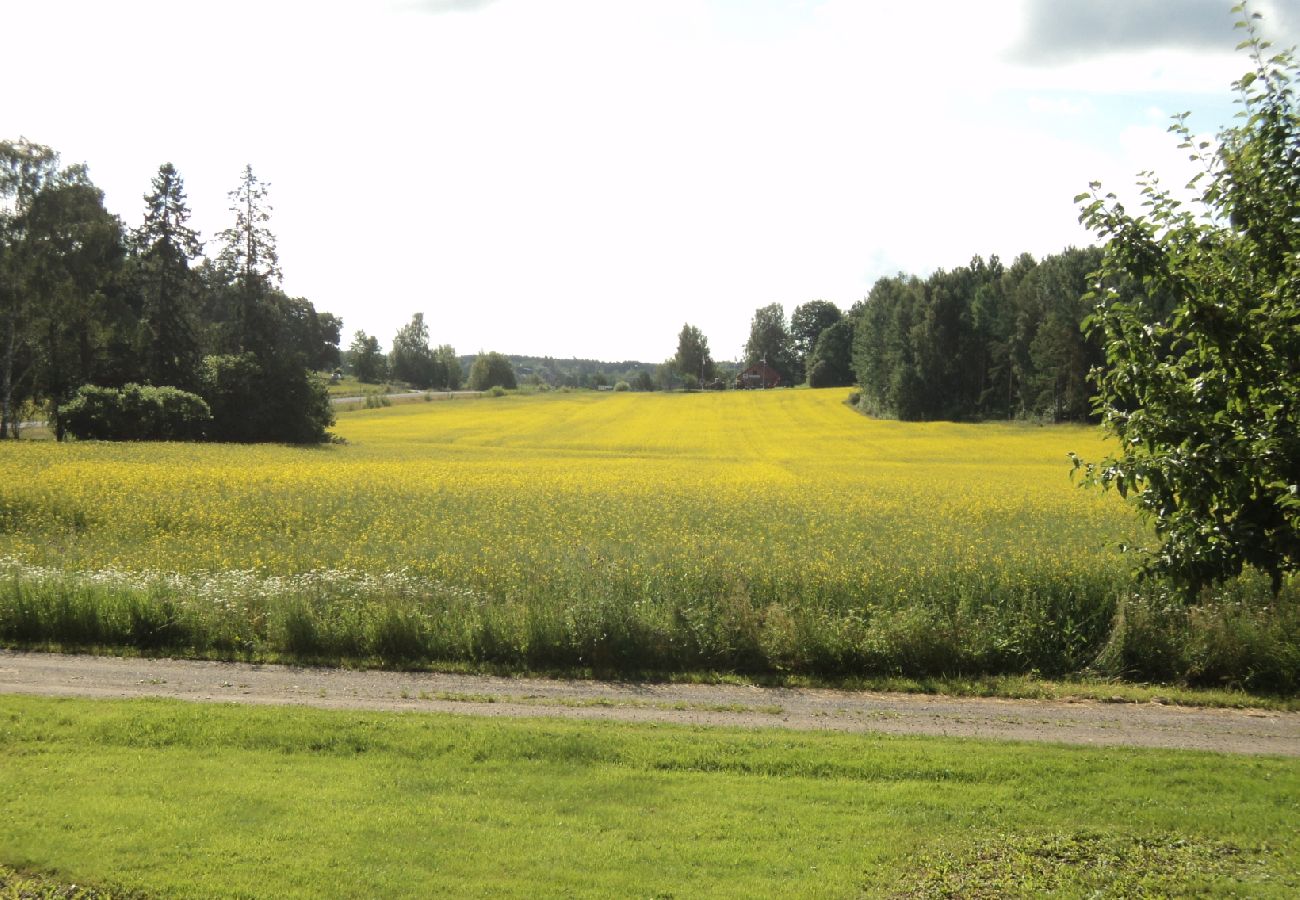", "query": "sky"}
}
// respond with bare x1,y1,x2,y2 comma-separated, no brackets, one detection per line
5,0,1299,362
